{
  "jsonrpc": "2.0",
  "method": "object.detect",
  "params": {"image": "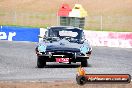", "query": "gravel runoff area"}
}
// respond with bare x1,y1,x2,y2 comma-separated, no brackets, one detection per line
0,81,131,88
0,40,132,88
